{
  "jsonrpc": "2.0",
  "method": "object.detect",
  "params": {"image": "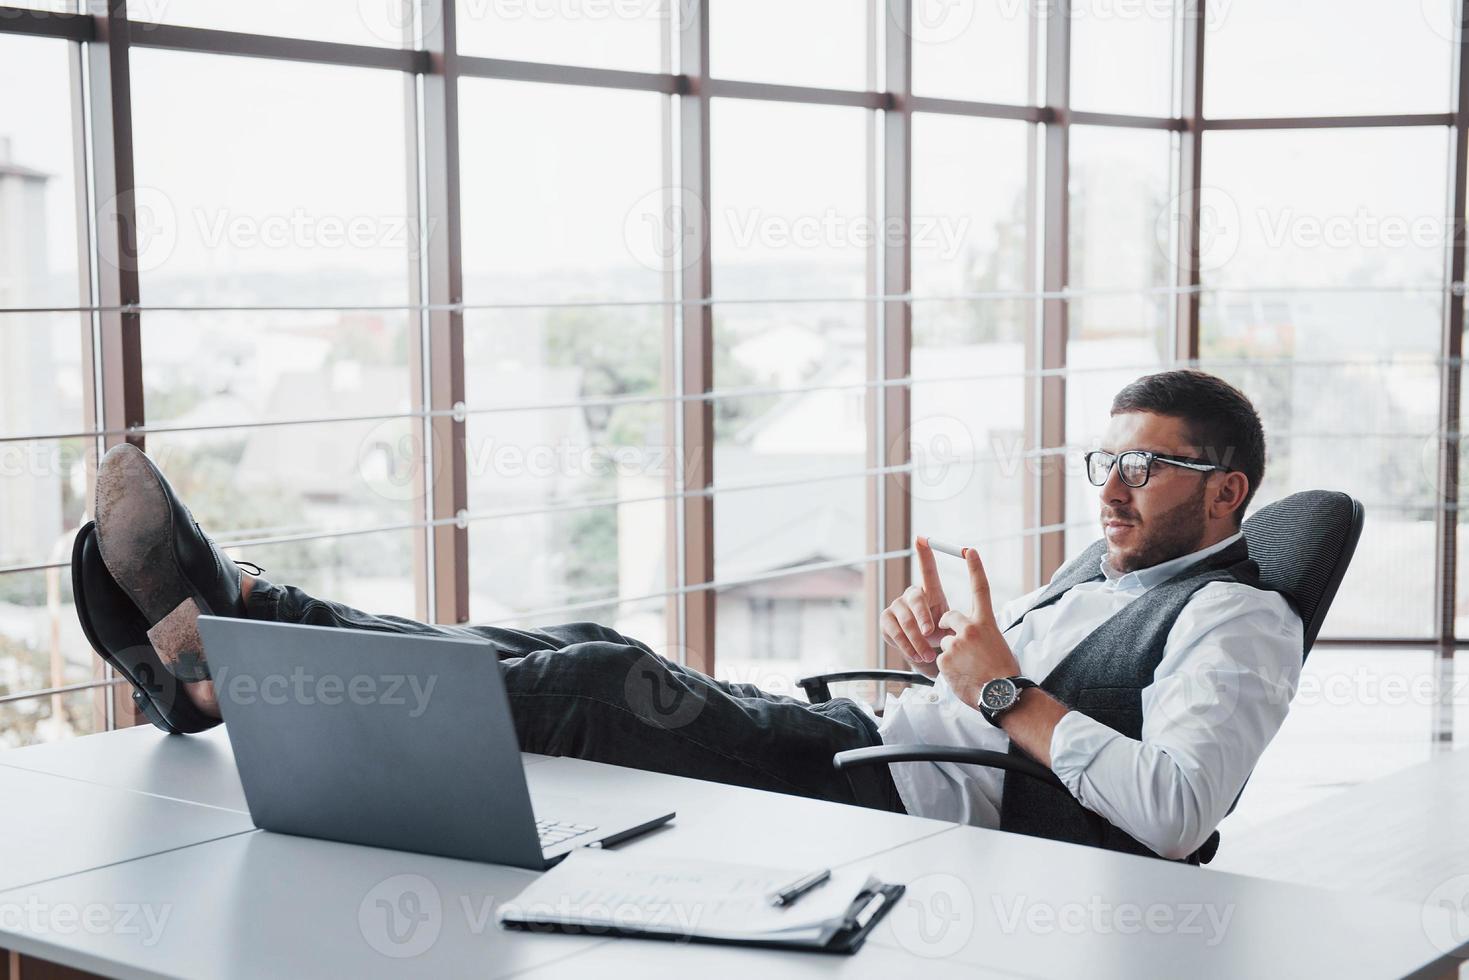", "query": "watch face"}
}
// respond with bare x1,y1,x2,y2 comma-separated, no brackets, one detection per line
980,678,1018,711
